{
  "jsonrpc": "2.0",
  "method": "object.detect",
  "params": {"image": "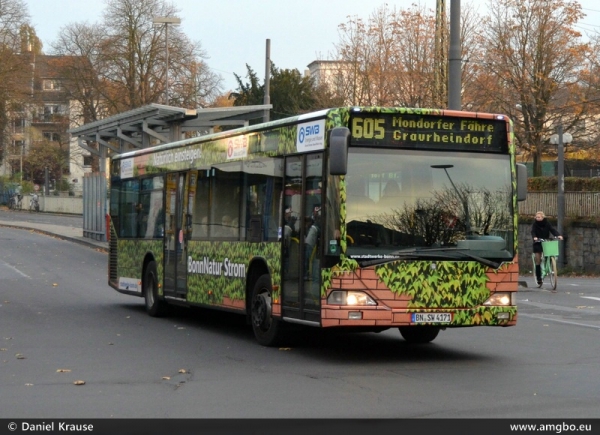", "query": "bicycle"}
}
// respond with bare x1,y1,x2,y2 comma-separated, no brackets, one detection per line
8,193,22,211
29,193,40,212
532,238,559,291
